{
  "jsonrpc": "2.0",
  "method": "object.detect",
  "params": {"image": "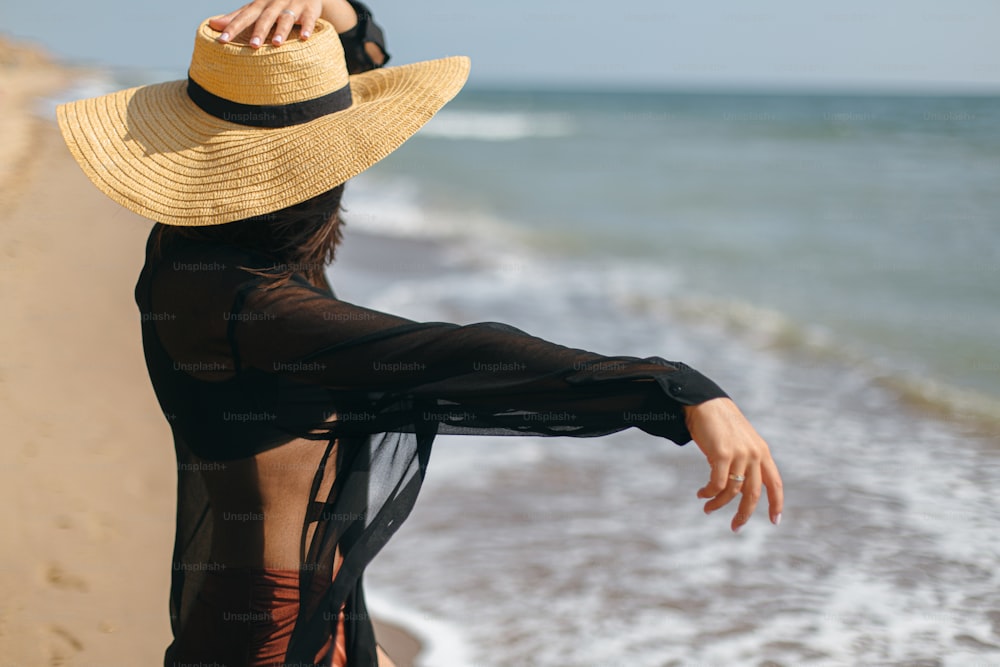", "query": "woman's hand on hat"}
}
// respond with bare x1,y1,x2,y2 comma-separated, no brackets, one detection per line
683,397,783,533
210,0,359,48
